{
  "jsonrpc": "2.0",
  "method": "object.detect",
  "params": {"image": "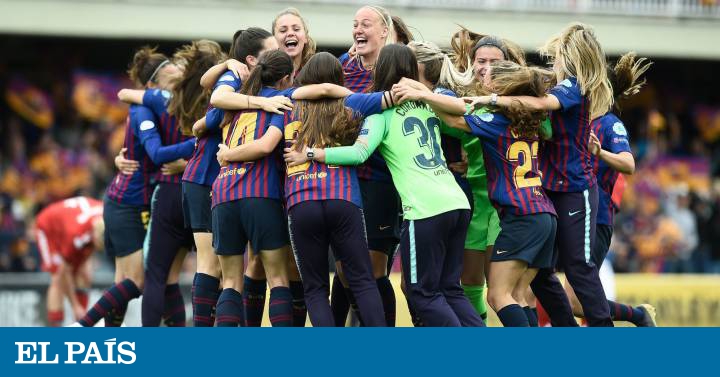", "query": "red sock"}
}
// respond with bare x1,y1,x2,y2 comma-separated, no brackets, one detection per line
537,301,552,327
75,289,89,310
48,310,64,327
